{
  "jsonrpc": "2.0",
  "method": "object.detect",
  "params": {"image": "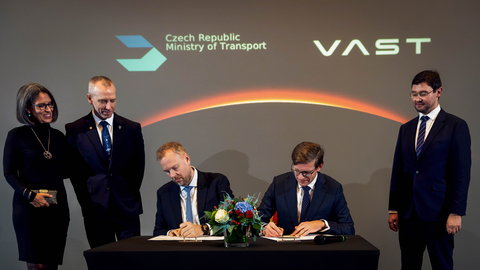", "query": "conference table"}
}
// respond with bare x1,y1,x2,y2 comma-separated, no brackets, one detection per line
84,235,379,270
